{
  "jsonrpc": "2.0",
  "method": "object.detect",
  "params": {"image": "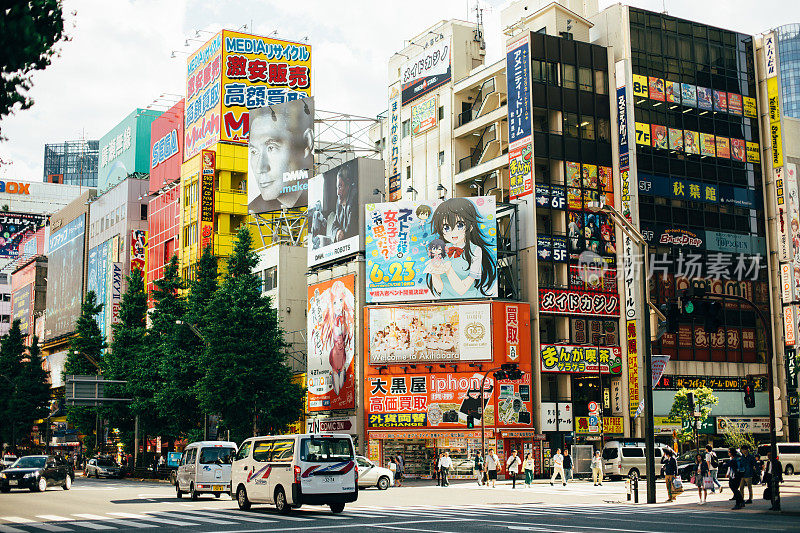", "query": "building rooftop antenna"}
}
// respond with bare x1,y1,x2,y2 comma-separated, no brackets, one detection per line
474,0,485,49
